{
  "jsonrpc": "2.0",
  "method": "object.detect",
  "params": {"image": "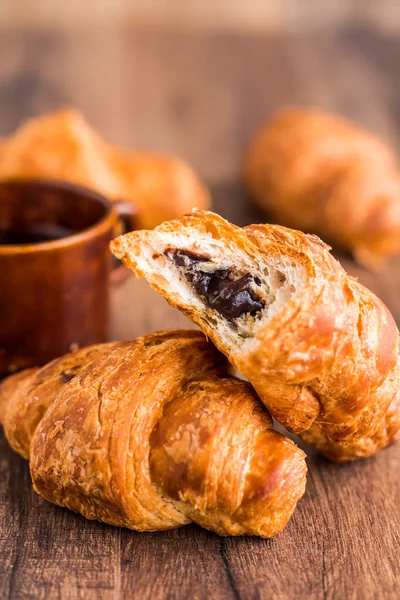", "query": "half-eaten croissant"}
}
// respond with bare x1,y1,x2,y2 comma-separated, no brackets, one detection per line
111,211,400,462
0,330,307,538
